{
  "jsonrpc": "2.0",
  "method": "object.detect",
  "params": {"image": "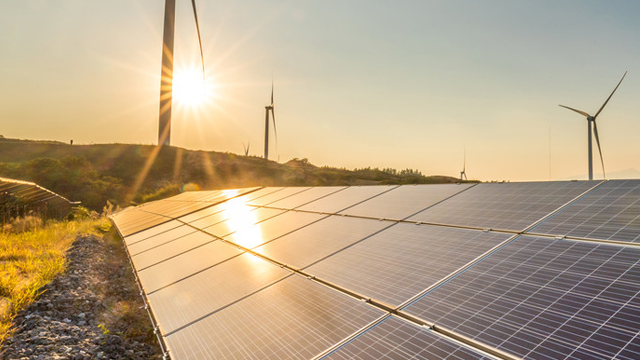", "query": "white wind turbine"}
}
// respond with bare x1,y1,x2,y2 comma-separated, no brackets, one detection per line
263,79,278,160
559,71,627,180
158,0,205,146
459,148,467,182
